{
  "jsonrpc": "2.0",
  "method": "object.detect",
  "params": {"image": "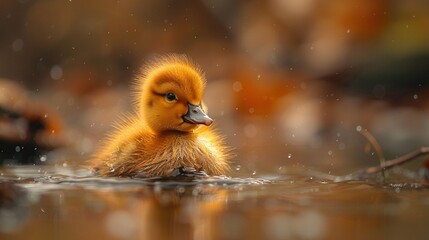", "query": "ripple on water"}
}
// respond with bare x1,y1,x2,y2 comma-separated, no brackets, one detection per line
0,165,270,192
2,165,429,240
